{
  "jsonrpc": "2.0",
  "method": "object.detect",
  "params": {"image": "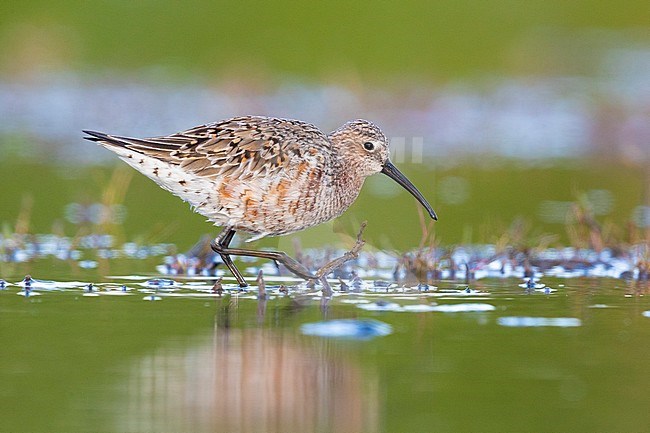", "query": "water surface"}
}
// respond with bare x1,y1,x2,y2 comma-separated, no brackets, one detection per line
2,271,649,433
